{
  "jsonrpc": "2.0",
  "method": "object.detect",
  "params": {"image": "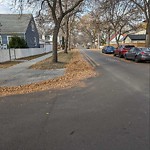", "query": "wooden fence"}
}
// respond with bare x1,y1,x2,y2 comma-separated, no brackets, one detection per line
105,43,146,48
